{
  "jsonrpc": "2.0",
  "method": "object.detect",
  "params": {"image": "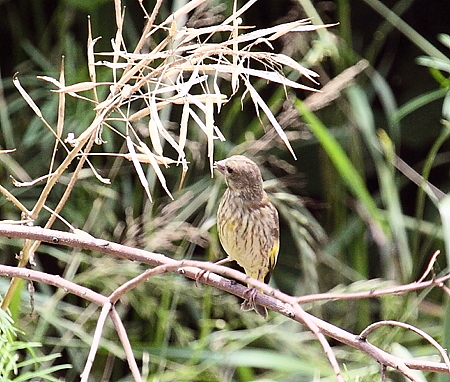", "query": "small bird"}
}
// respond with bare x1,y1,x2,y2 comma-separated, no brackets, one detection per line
215,155,280,318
